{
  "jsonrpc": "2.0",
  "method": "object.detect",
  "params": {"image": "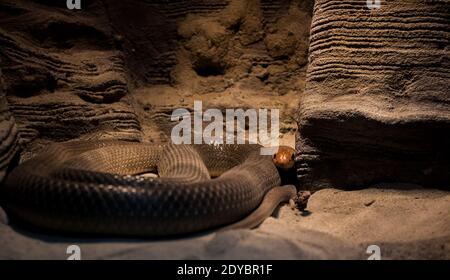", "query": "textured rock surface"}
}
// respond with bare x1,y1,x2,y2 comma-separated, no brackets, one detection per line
296,0,450,189
0,0,142,163
135,0,313,146
0,60,19,181
0,0,313,161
